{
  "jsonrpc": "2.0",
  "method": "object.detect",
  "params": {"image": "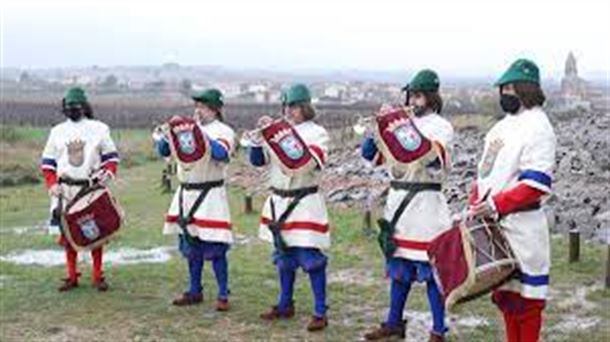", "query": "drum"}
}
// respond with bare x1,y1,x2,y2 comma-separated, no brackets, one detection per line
61,185,123,251
427,216,518,310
